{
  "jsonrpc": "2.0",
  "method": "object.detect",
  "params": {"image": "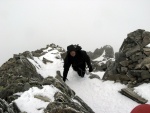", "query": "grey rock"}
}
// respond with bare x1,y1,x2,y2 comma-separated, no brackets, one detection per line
141,70,150,80
135,57,150,69
87,45,114,60
34,95,51,102
0,98,16,113
120,67,128,74
103,29,150,85
126,45,141,57
142,31,150,47
89,73,100,79
119,60,129,67
44,102,86,113
143,47,150,56
23,83,31,91
42,57,53,64
120,88,148,104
